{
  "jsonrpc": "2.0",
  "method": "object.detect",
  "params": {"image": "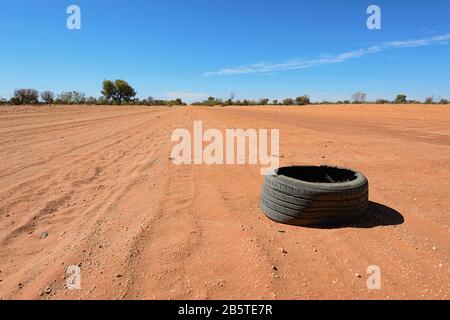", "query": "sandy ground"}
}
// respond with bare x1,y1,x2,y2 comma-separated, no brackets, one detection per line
0,104,449,300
